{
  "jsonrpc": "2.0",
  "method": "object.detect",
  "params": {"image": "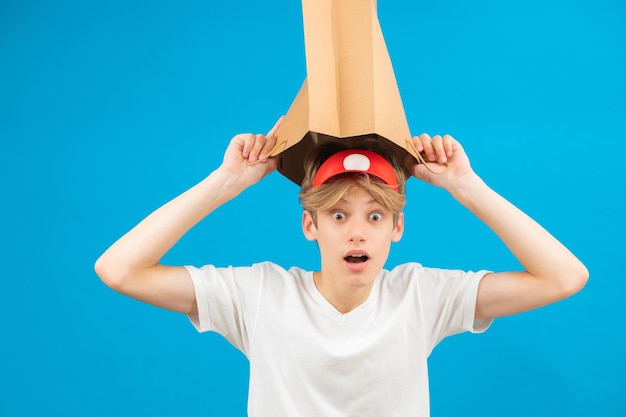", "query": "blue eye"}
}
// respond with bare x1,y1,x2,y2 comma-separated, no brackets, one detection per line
369,212,382,222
